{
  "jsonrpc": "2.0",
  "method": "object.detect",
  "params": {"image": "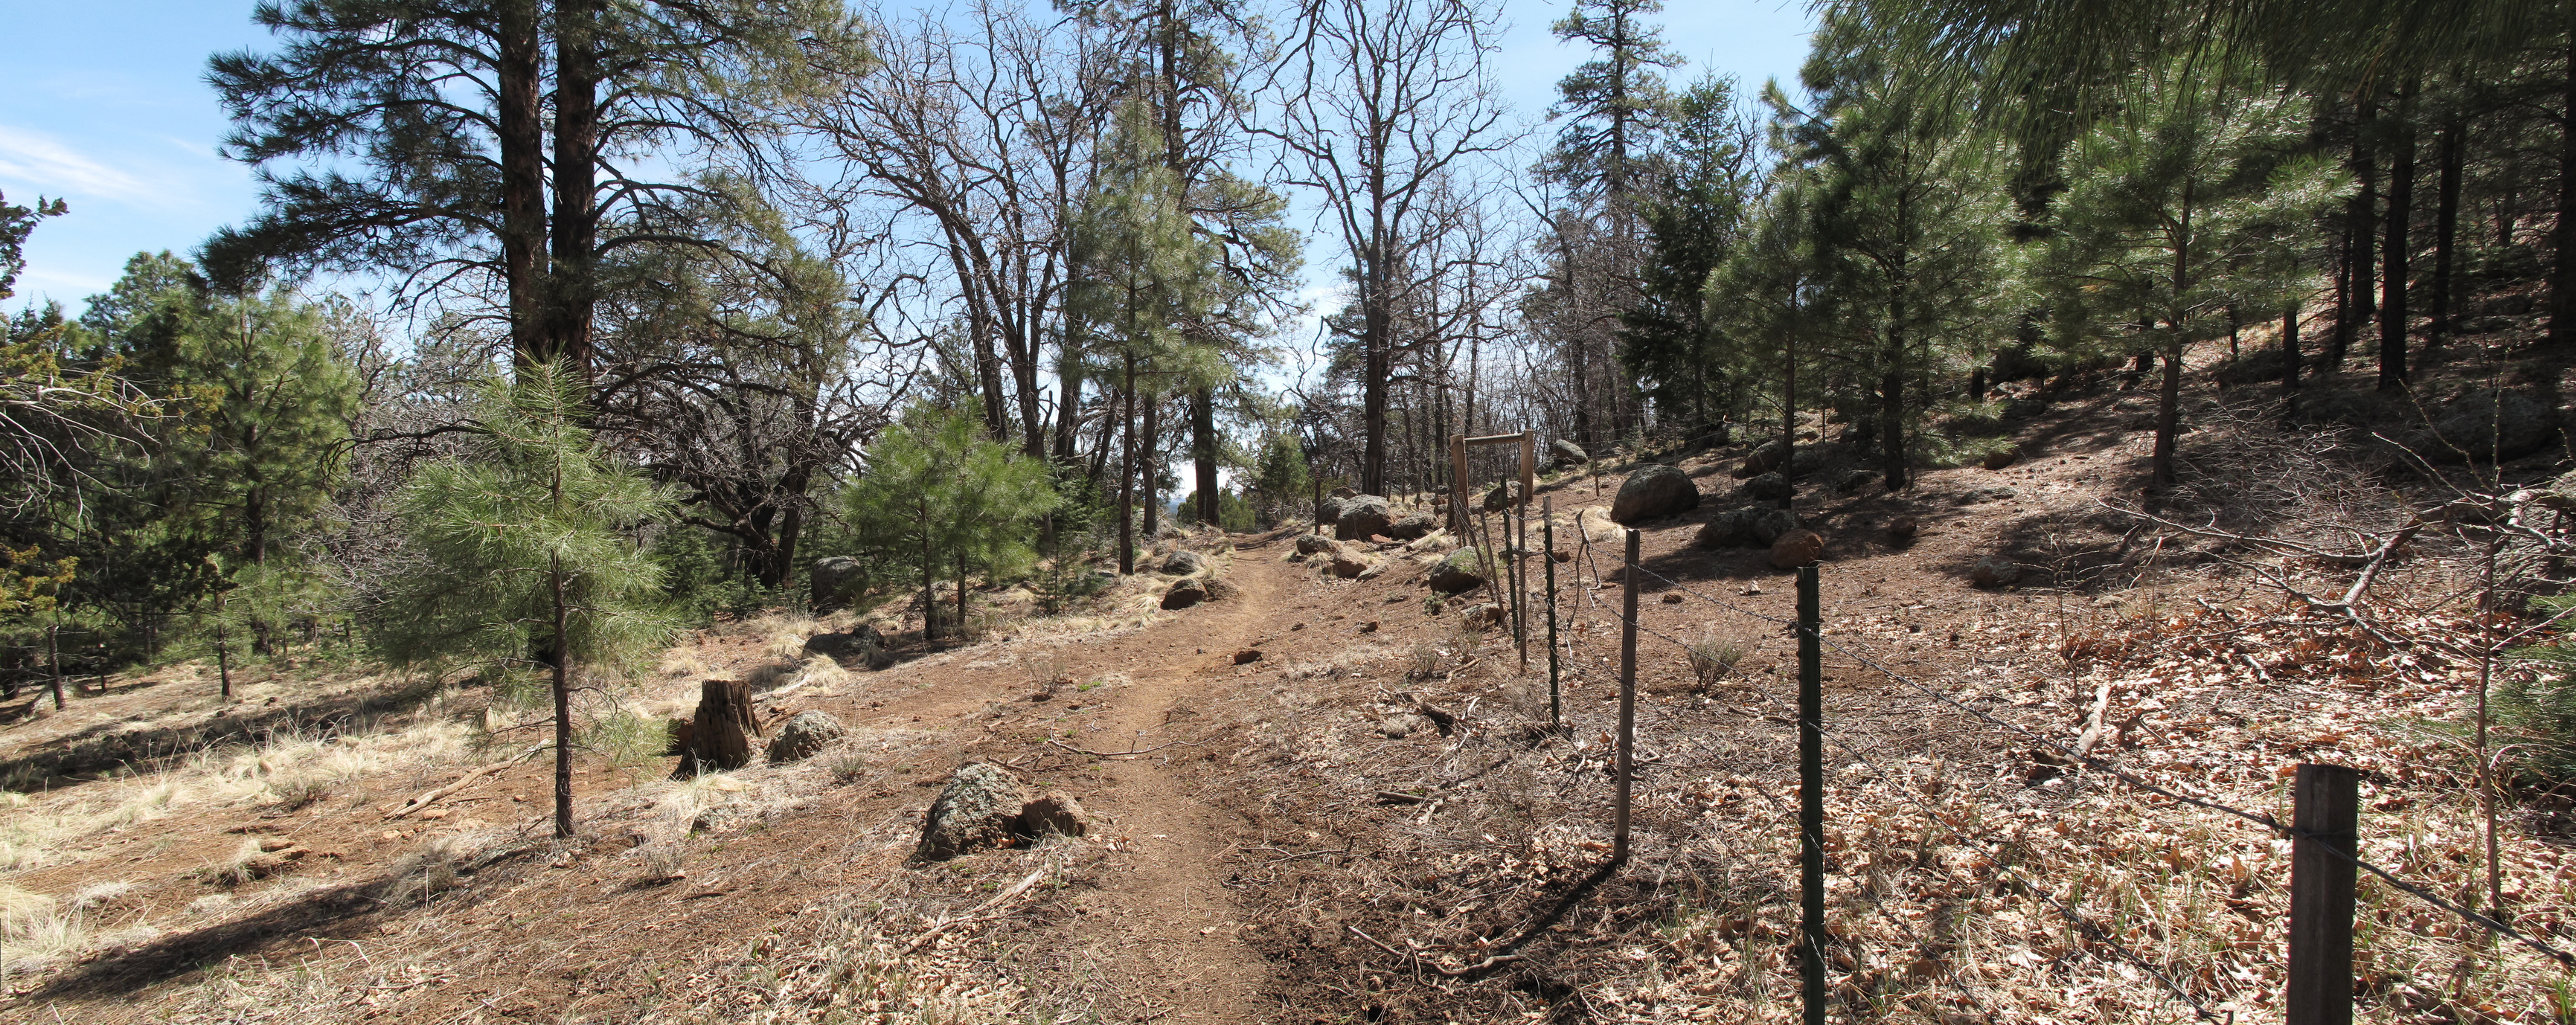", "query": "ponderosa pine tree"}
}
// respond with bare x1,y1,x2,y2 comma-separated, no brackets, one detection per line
1621,74,1759,432
204,0,860,375
375,362,674,838
2033,60,2348,490
1781,19,2016,490
1071,100,1223,574
842,402,1057,642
